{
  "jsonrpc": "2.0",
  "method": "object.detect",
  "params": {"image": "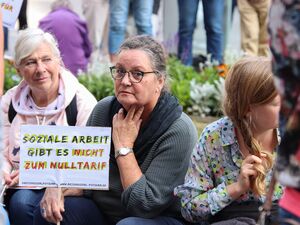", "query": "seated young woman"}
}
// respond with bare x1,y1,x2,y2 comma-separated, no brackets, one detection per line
175,56,283,225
